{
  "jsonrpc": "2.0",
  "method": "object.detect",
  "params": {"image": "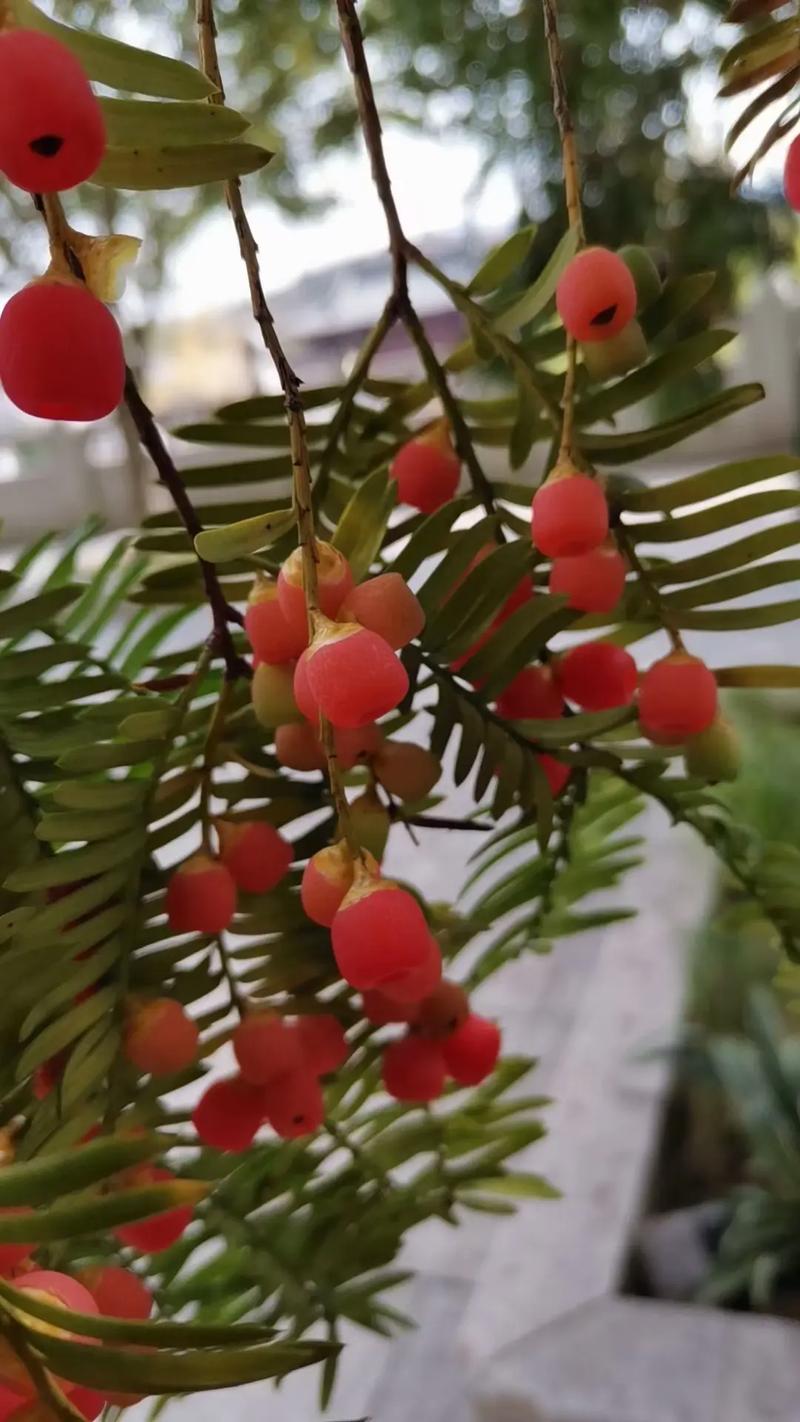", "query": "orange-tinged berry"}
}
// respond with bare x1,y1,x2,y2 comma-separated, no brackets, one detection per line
278,543,353,641
442,1014,501,1085
114,1167,193,1253
390,423,460,513
496,665,563,721
374,741,441,801
556,641,638,711
192,1076,267,1152
334,722,384,770
332,873,430,990
216,819,292,894
233,1012,304,1085
416,981,470,1038
338,572,425,650
123,998,199,1077
166,854,236,935
0,280,124,423
301,841,355,927
549,545,626,613
306,621,408,729
382,1036,446,1103
275,721,326,772
531,468,609,558
80,1265,152,1321
638,652,718,745
263,1069,325,1139
381,934,443,1004
245,574,307,664
556,246,637,343
251,661,303,728
295,1015,349,1075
